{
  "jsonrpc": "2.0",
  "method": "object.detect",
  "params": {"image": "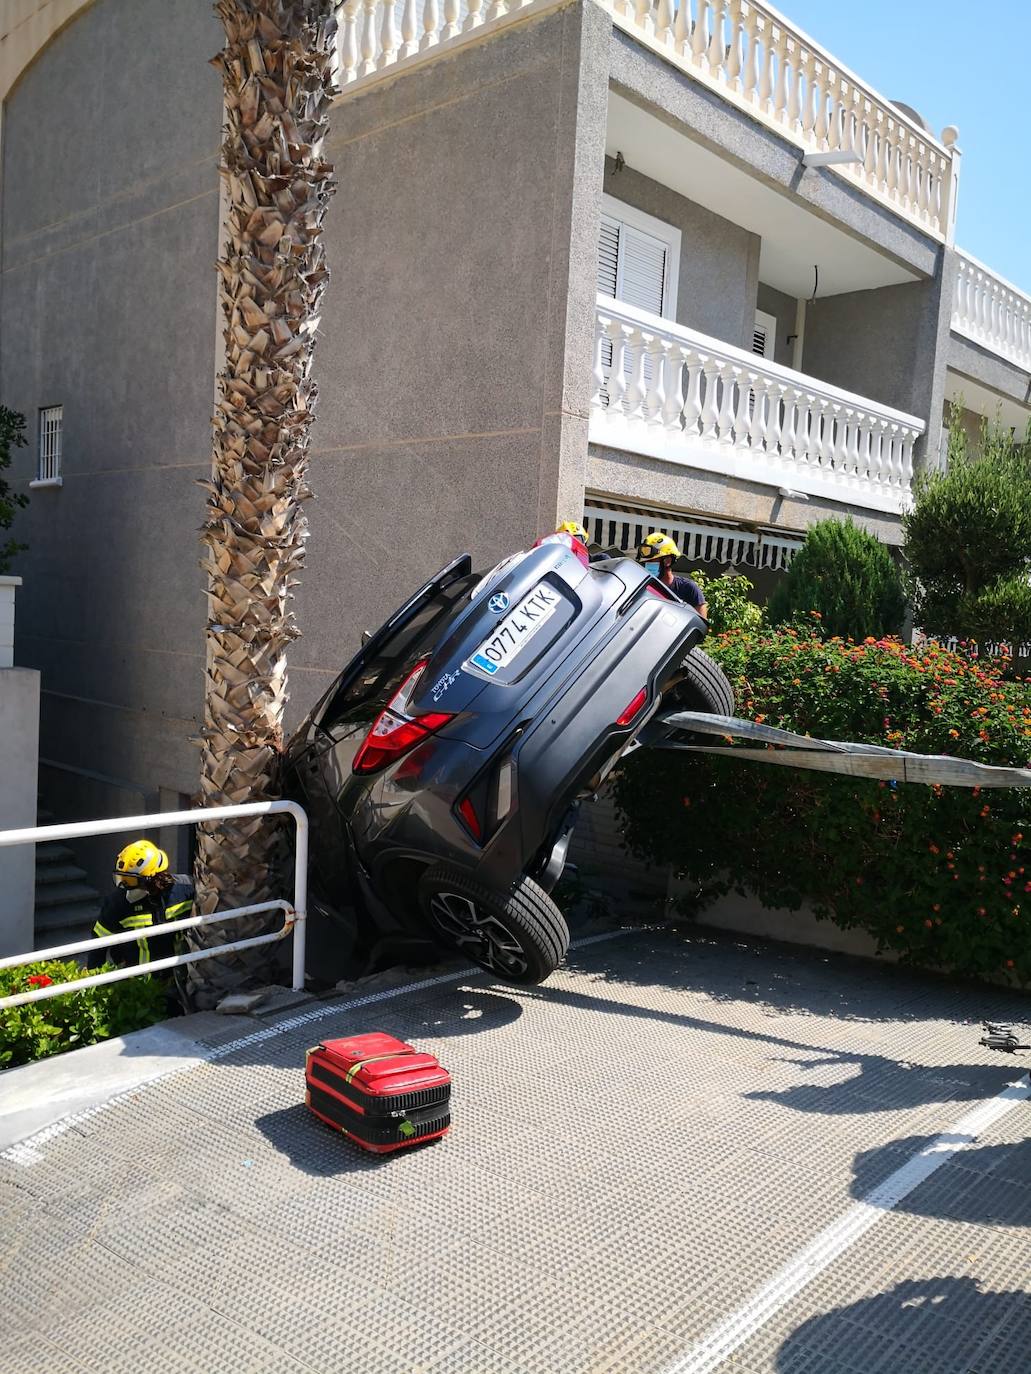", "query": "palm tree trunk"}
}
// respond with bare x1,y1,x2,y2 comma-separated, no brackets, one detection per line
187,0,337,1008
